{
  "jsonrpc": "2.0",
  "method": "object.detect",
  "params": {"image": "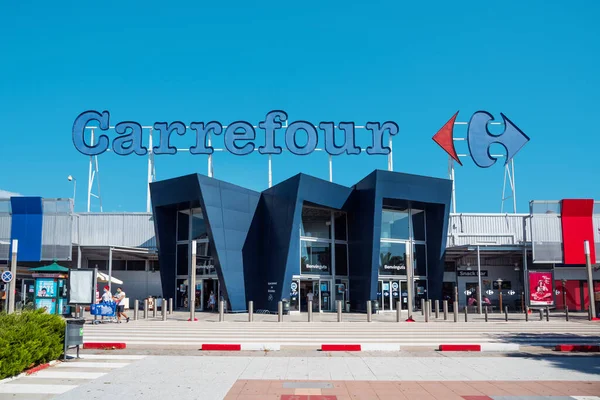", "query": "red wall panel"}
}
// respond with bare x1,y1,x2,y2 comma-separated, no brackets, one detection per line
561,199,596,264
